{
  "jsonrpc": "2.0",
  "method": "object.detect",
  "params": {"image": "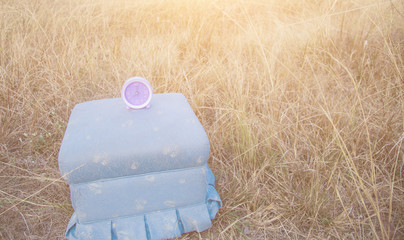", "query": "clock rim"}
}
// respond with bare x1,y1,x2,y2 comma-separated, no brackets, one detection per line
121,77,153,109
